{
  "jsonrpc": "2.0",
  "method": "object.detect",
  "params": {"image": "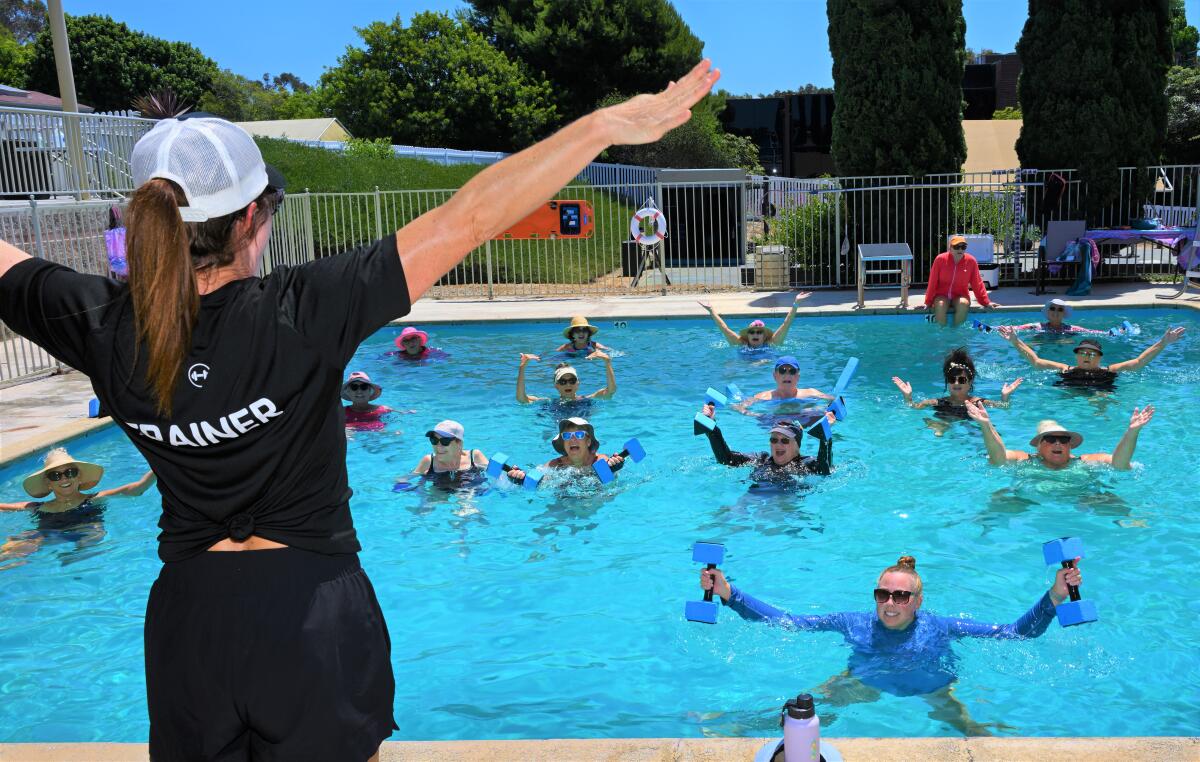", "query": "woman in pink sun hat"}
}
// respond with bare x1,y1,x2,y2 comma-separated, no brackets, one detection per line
392,325,448,361
697,292,811,350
